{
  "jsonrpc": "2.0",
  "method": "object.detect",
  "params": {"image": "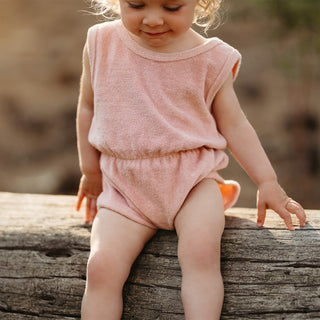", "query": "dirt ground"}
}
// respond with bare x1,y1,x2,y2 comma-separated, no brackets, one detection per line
0,0,319,209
